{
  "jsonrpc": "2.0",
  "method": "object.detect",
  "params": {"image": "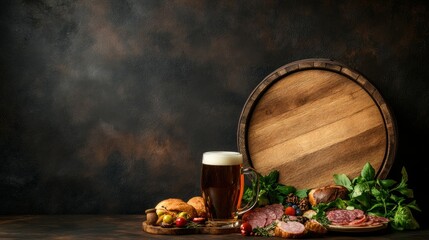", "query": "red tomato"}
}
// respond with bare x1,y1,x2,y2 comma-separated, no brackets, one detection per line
240,222,253,236
175,217,187,228
284,206,296,216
